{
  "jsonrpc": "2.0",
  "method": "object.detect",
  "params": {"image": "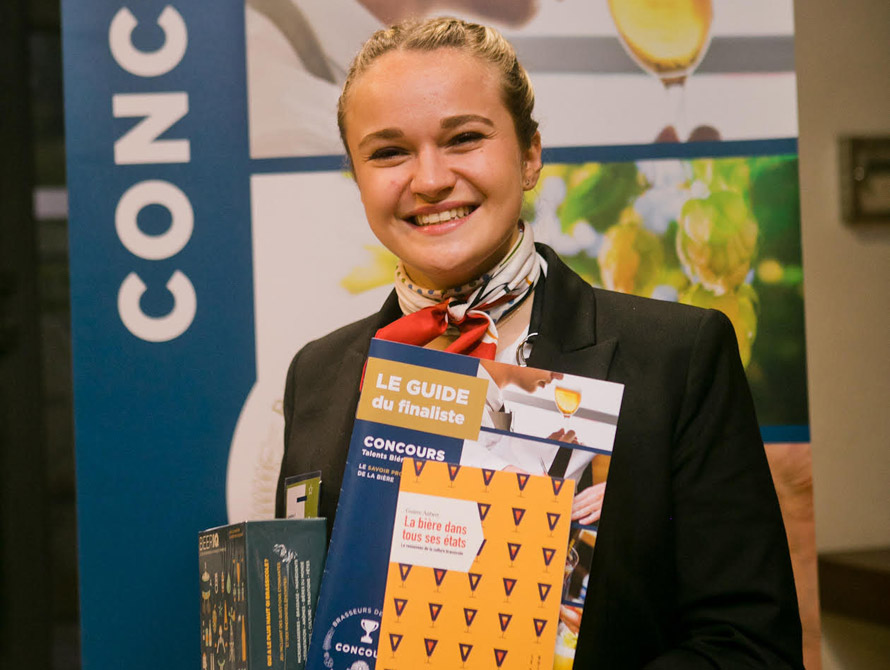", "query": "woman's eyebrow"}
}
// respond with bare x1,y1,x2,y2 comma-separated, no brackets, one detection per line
441,114,494,130
357,128,404,149
357,115,494,149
